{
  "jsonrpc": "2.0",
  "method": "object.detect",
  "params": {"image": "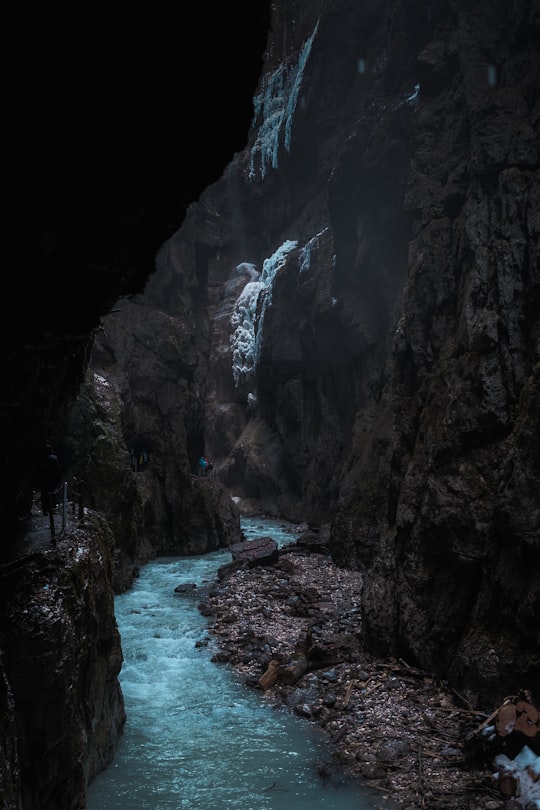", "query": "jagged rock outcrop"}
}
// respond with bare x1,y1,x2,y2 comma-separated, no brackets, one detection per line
0,514,124,808
92,0,539,711
62,309,242,591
